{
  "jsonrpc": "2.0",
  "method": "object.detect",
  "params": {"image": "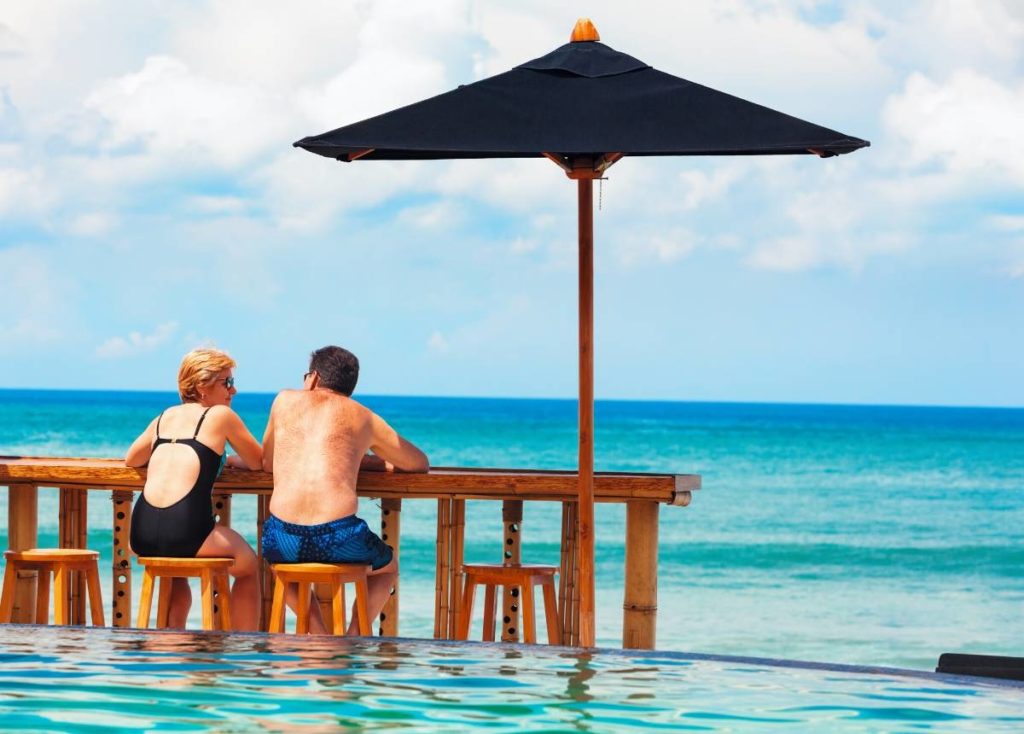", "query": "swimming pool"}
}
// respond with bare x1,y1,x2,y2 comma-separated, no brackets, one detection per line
0,626,1021,731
